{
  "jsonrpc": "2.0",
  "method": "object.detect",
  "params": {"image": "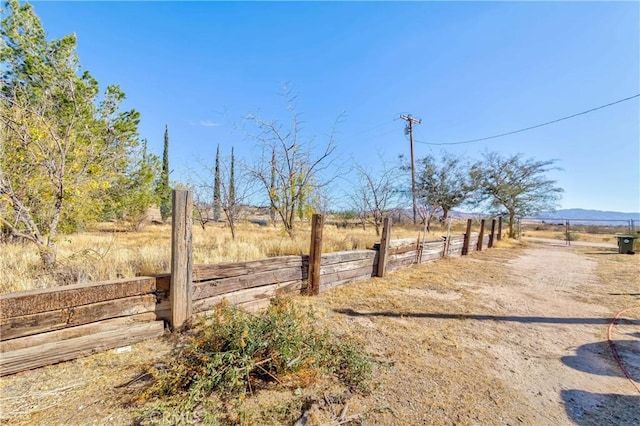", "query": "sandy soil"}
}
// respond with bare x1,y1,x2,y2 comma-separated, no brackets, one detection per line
1,241,638,425
467,244,639,425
